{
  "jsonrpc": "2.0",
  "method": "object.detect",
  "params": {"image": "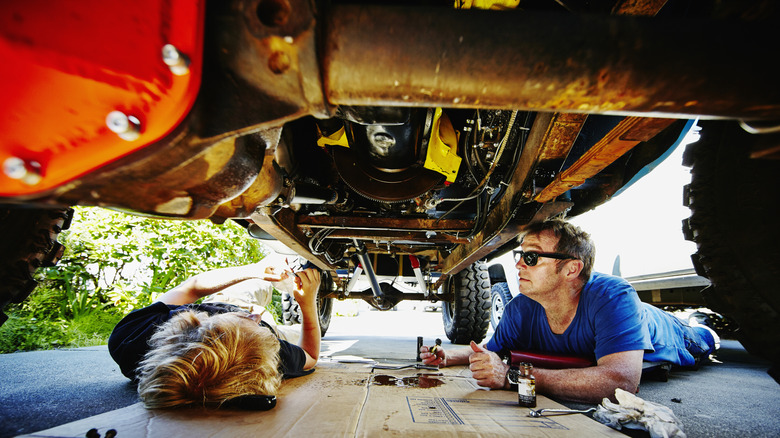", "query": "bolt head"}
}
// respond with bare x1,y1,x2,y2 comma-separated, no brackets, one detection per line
3,157,27,179
106,111,141,141
162,44,190,75
3,157,42,185
106,111,130,133
162,44,181,65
